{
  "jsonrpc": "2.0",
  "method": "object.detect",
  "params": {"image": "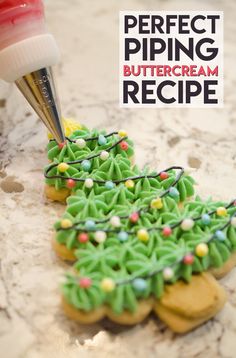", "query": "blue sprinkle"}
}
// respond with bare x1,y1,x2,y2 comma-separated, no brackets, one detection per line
98,134,107,146
215,230,226,241
81,160,91,172
105,181,115,190
169,187,179,198
118,231,128,242
132,278,147,292
202,214,211,225
85,220,96,230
